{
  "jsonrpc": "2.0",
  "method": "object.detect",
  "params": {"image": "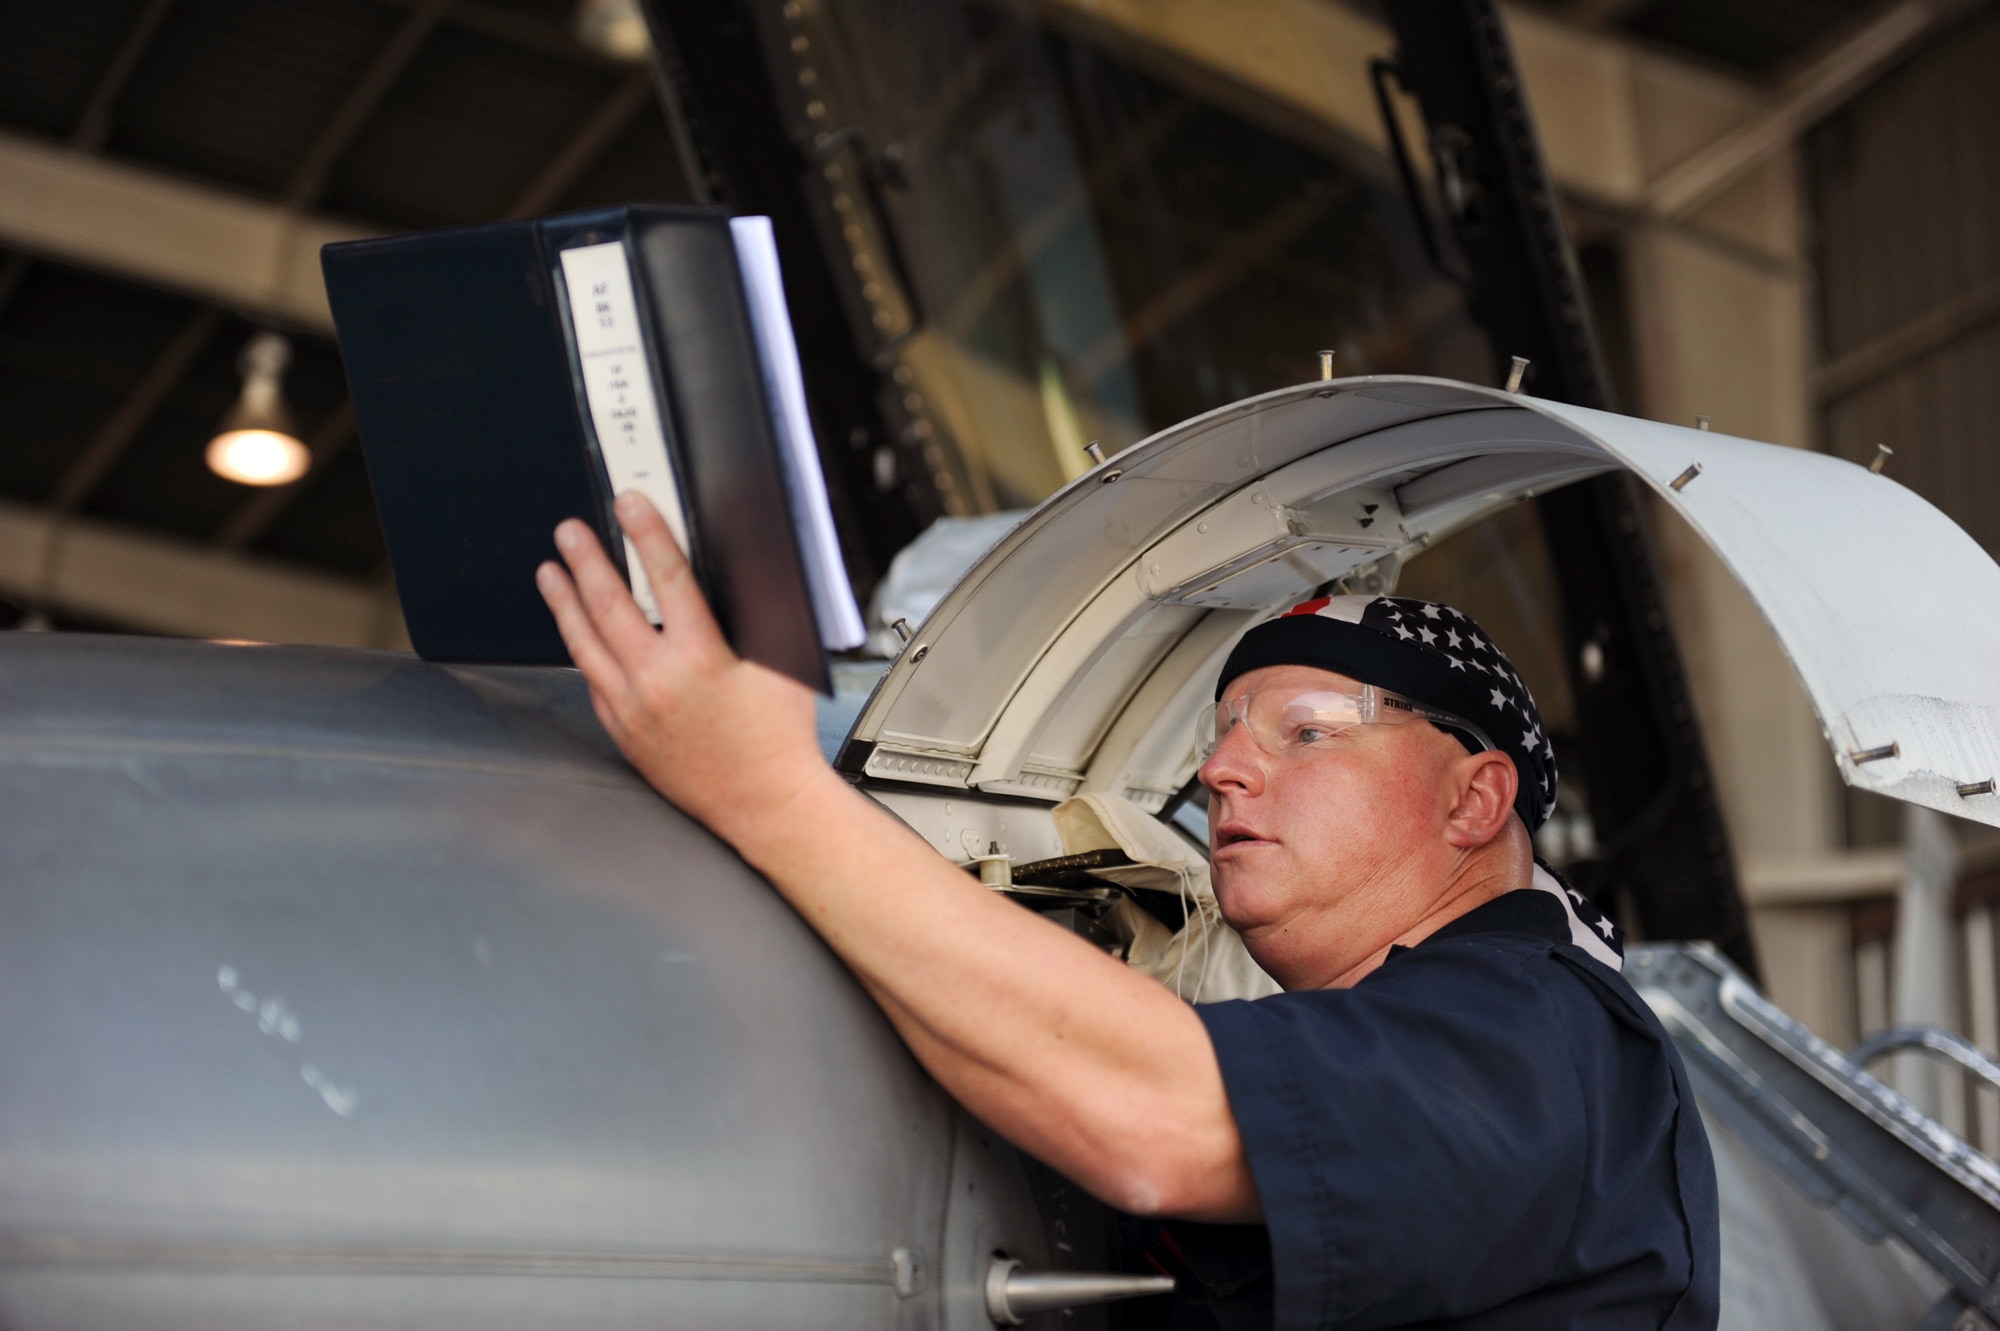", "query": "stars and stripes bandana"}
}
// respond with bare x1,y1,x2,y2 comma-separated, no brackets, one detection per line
1213,593,1625,968
1533,860,1625,970
1215,594,1559,833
